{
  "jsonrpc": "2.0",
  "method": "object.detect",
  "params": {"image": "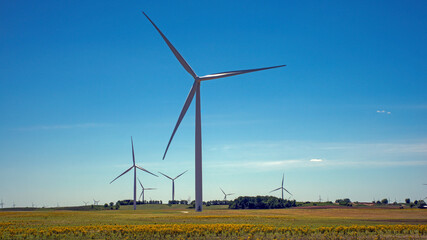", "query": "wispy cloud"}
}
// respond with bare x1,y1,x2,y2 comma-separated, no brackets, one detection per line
208,159,308,169
205,139,427,170
208,158,427,171
16,123,111,131
376,110,391,114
